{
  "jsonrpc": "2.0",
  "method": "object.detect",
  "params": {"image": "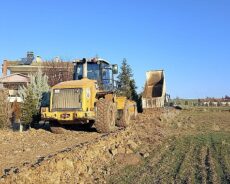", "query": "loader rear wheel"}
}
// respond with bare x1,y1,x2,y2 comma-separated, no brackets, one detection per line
116,102,131,128
95,98,116,133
